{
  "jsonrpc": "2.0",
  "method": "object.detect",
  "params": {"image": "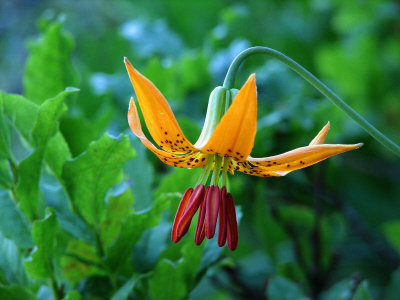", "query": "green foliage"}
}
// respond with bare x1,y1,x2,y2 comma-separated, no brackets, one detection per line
25,210,59,279
24,17,76,104
0,1,399,299
62,134,135,226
